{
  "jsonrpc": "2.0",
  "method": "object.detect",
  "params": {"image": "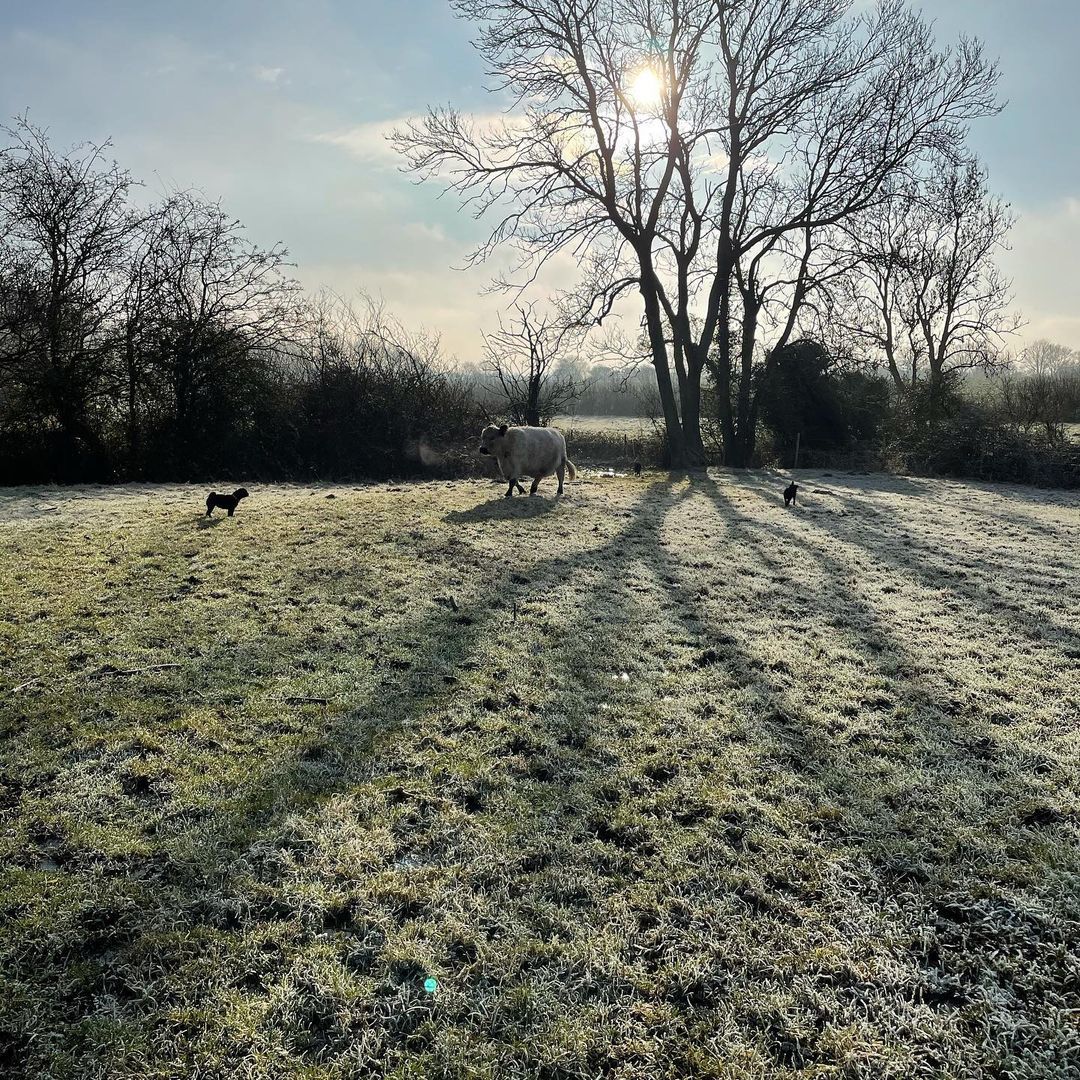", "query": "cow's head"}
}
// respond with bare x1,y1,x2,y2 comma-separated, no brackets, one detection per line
478,424,509,455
